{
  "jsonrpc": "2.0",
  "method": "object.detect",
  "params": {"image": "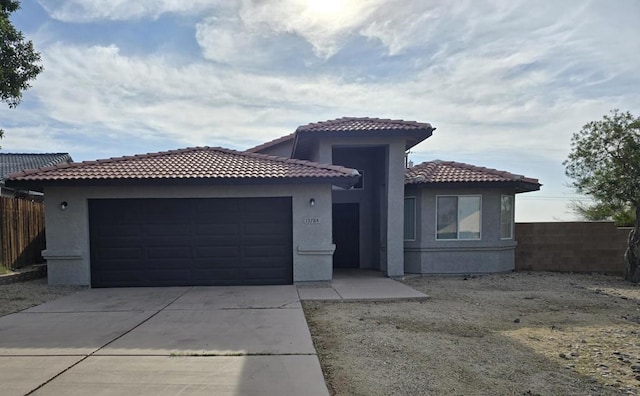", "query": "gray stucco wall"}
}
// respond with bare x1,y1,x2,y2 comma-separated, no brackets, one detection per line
313,136,407,277
404,186,517,274
43,183,334,285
